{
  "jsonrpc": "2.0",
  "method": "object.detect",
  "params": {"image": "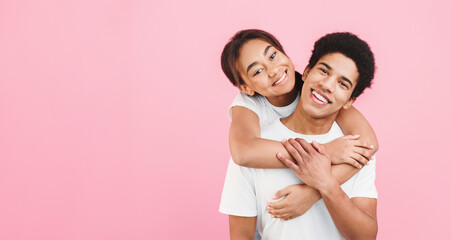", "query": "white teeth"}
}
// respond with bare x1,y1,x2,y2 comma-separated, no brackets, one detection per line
312,90,328,103
273,72,287,86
